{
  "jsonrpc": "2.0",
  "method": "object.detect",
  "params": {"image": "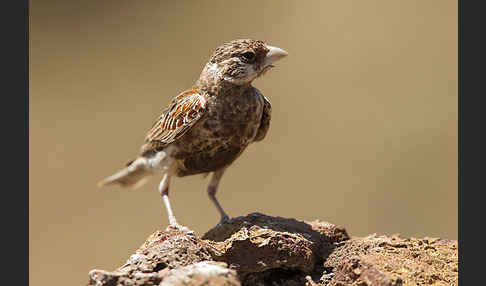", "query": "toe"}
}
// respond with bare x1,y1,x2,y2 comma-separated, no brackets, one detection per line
217,215,231,226
165,223,194,235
